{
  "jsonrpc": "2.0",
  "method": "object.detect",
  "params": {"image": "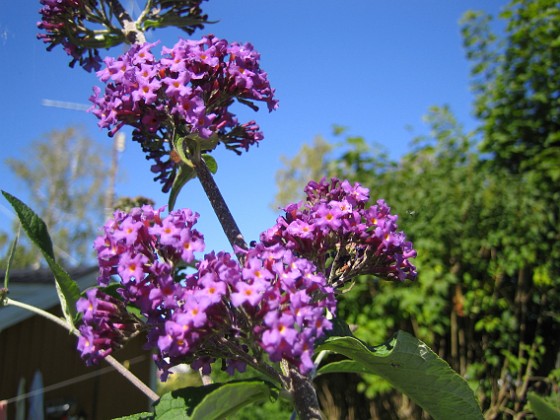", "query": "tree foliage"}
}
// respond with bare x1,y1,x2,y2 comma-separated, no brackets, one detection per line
273,136,333,210
277,4,560,403
462,0,560,314
275,104,560,417
275,3,560,416
462,0,560,183
2,126,111,267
